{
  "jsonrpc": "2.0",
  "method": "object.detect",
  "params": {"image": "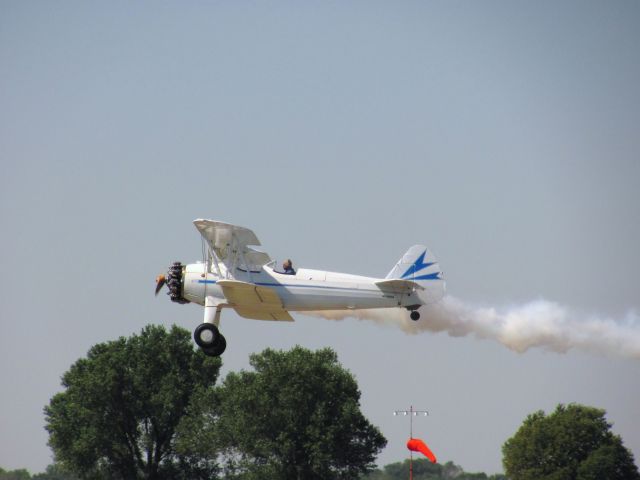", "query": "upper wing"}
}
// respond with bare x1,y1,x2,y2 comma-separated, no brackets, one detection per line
217,280,294,322
193,219,271,267
375,279,425,294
